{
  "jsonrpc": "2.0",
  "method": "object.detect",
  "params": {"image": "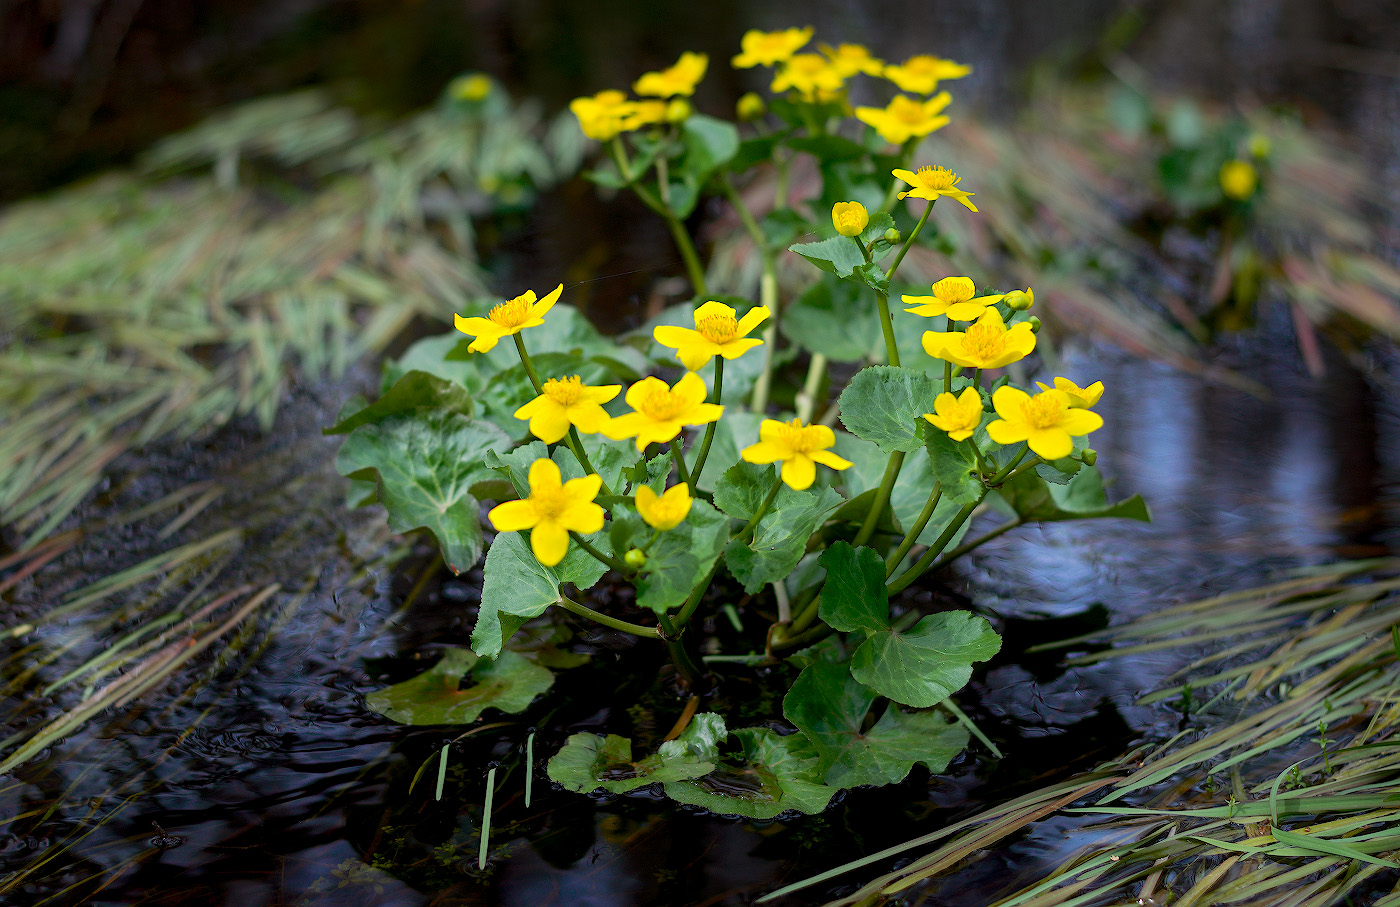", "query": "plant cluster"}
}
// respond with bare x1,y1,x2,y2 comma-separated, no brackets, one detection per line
338,28,1148,818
